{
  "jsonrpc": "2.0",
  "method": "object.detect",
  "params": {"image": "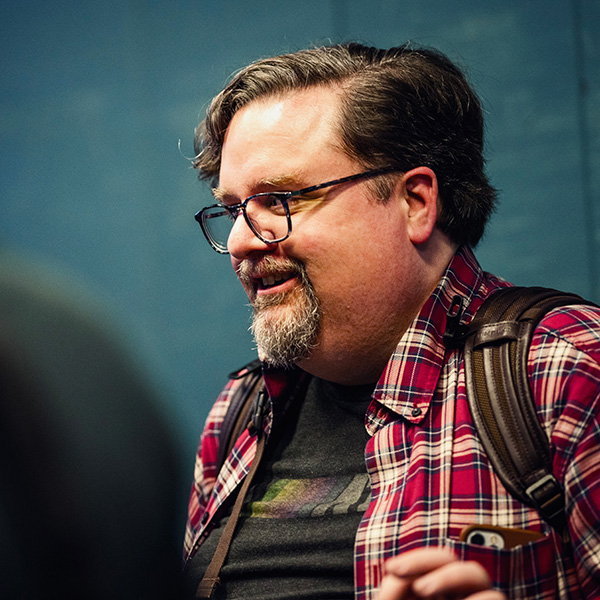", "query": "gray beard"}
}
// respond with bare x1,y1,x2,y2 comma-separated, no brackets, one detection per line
249,267,321,369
